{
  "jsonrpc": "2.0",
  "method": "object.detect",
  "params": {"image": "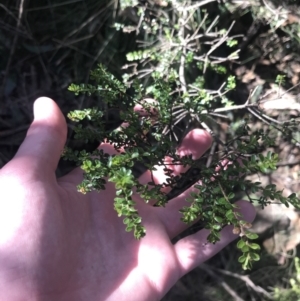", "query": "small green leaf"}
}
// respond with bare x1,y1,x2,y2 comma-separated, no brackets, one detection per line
241,245,250,252
214,216,223,223
238,255,246,263
126,225,134,232
228,192,235,199
225,210,234,220
245,232,258,240
131,152,139,159
249,243,261,250
250,252,260,261
116,189,123,196
213,224,222,230
237,239,245,249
